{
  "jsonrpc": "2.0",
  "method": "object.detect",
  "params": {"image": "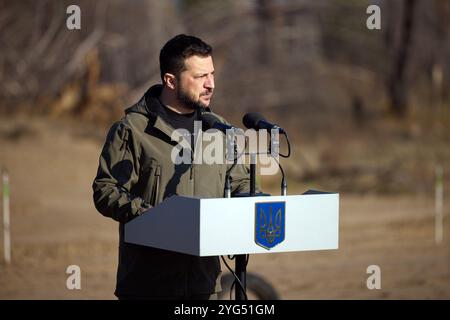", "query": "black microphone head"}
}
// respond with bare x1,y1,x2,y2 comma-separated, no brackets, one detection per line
243,112,265,130
200,113,220,130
